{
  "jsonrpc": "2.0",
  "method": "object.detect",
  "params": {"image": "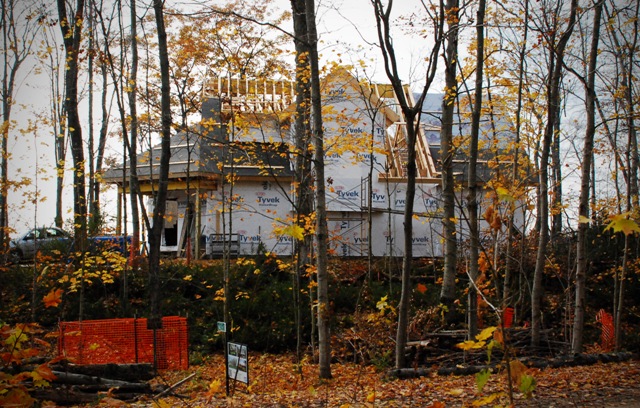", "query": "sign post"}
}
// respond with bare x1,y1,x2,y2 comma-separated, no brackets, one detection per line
217,321,228,395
